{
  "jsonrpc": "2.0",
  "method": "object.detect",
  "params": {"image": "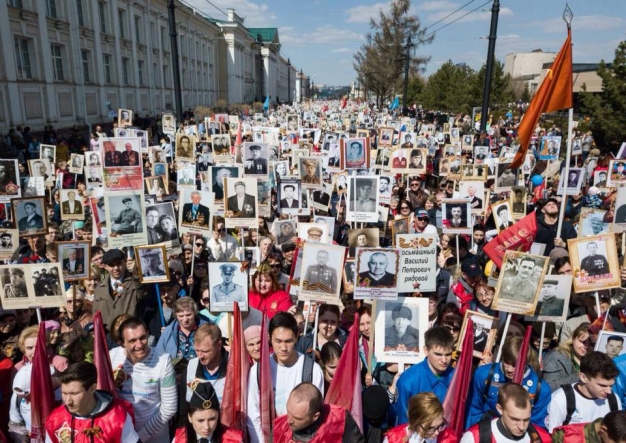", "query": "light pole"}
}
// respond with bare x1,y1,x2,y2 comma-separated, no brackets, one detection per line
287,58,291,104
300,69,303,103
402,35,413,114
480,0,500,132
167,0,183,122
